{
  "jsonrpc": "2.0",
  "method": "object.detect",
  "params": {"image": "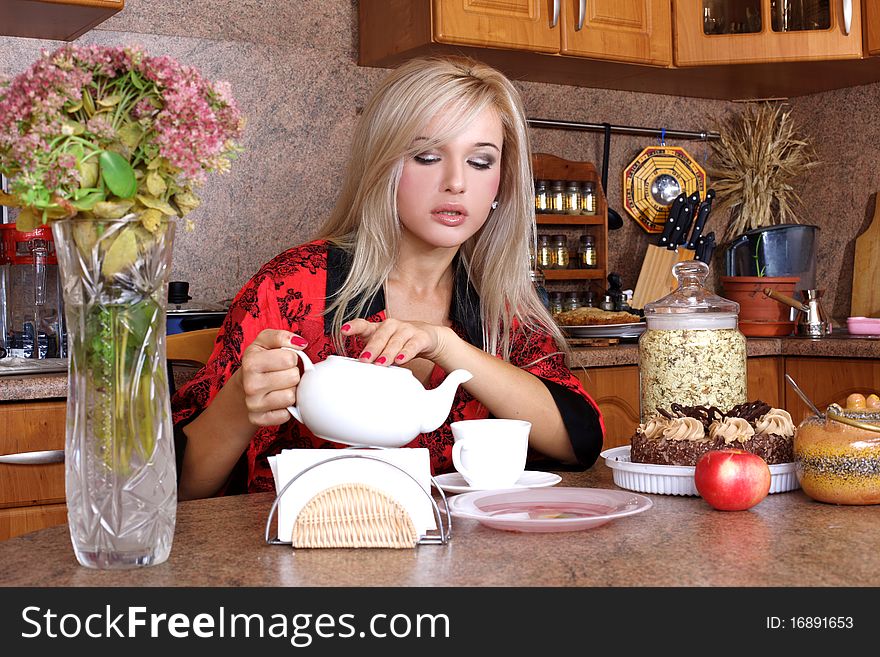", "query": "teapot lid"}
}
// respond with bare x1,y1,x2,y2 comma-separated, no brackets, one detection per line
644,261,739,328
